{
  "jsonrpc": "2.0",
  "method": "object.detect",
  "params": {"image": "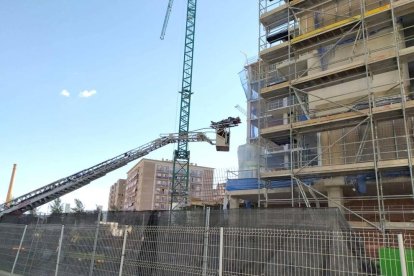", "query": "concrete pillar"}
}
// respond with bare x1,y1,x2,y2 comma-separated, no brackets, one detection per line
229,196,239,209
327,186,344,209
324,176,345,212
